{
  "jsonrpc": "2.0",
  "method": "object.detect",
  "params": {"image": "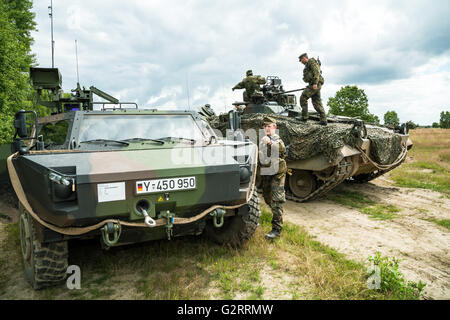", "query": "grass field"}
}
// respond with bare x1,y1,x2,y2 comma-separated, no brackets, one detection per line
0,208,424,300
390,128,450,196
